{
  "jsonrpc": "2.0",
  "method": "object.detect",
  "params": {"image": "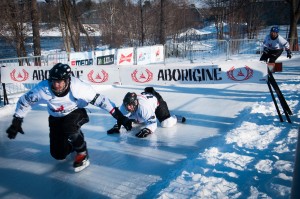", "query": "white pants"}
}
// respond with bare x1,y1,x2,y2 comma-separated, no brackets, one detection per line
161,115,177,128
